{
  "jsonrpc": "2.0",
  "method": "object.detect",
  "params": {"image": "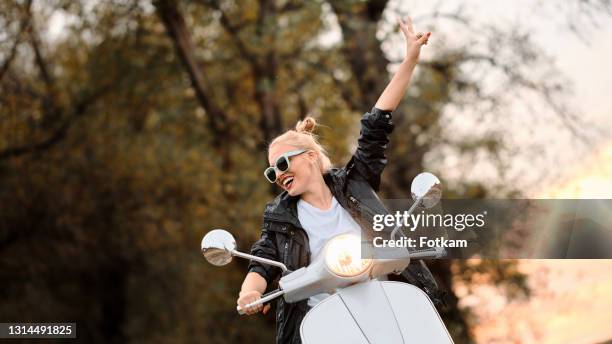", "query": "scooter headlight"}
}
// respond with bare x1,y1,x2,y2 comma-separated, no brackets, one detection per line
324,234,372,277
